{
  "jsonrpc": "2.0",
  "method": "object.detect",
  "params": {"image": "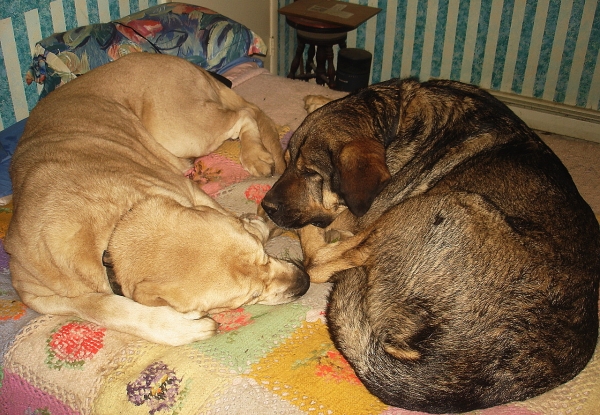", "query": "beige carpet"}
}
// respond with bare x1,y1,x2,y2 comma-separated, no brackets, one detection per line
538,131,600,218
